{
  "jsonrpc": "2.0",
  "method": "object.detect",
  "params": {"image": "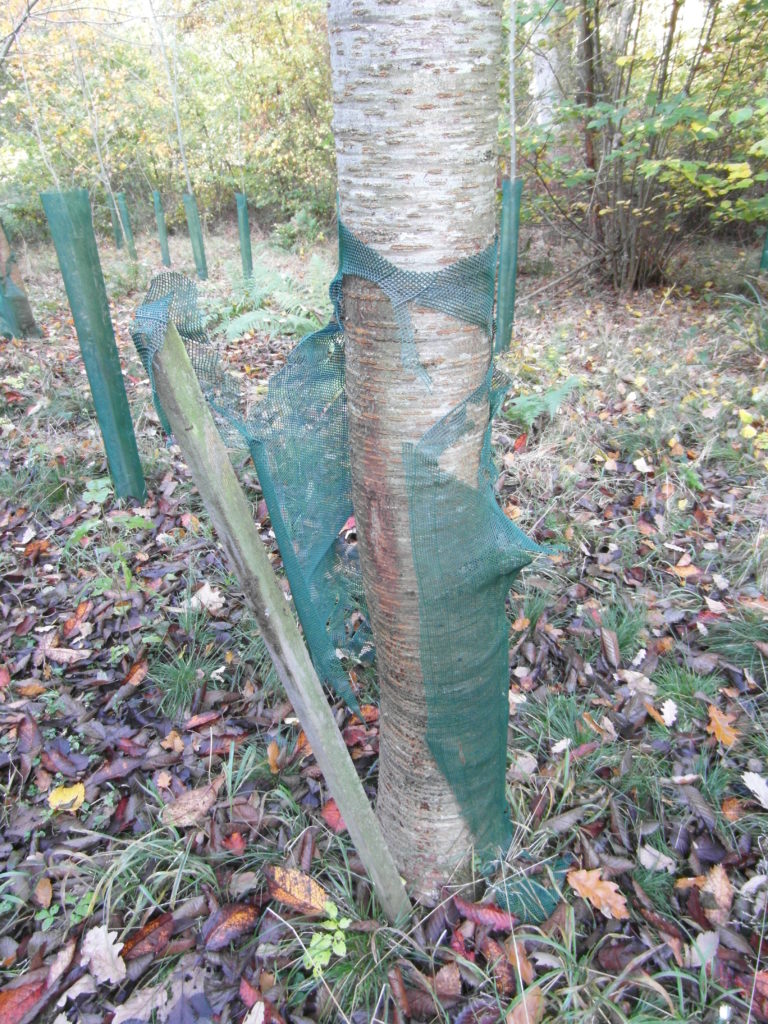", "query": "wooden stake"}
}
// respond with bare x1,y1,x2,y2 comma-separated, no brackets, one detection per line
151,320,411,925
